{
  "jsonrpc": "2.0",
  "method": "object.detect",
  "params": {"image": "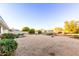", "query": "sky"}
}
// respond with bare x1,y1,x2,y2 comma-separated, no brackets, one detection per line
0,3,79,30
